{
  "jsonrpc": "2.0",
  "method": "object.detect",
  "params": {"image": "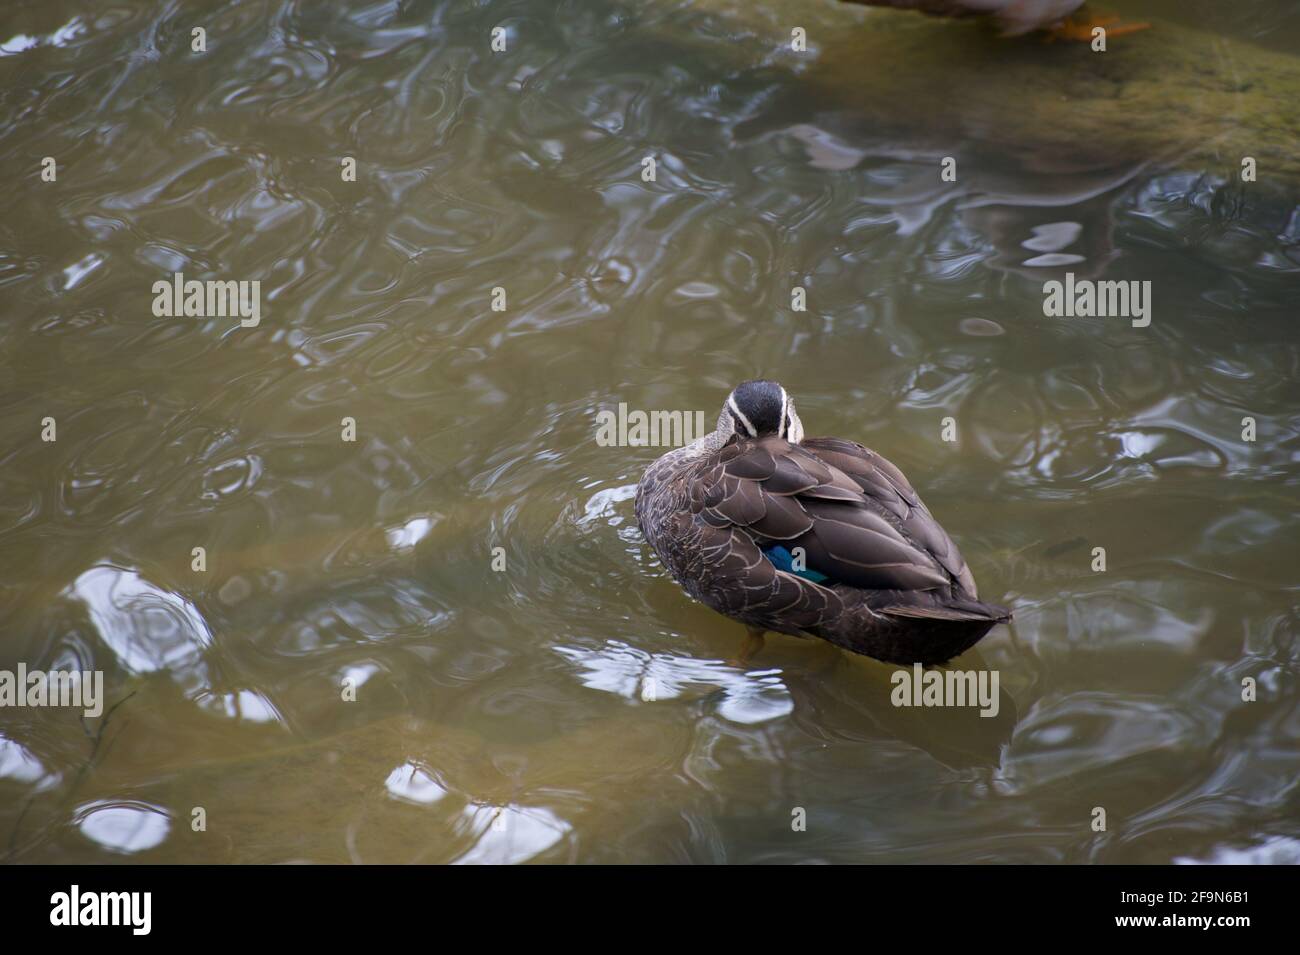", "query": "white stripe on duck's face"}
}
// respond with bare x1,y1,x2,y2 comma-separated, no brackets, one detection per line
723,379,804,443
726,394,758,437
